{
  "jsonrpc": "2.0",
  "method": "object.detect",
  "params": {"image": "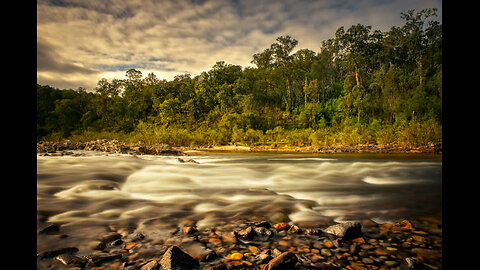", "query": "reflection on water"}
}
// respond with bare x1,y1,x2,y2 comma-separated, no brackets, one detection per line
37,151,441,252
